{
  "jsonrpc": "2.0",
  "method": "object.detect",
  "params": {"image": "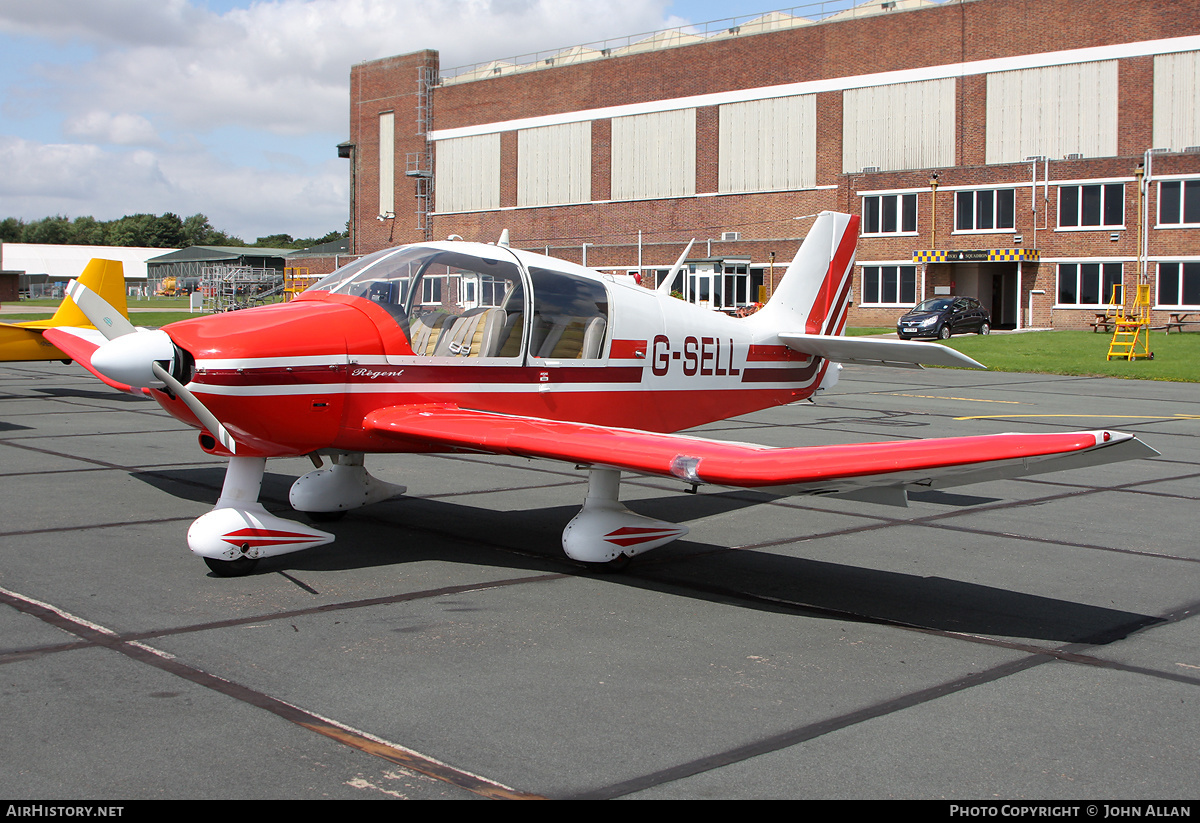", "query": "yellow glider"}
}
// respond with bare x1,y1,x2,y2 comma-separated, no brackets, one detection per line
0,259,129,363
